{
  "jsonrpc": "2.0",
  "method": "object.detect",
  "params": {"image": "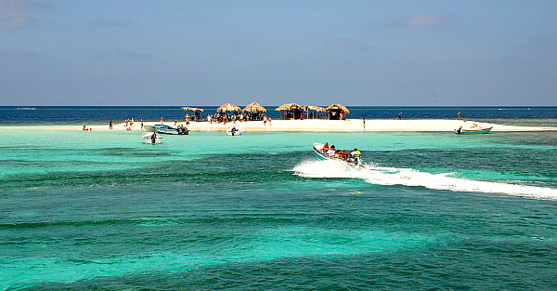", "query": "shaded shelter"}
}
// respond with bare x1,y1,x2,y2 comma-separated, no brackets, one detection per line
326,104,350,120
217,103,241,113
275,103,304,120
243,102,267,121
305,105,326,119
181,106,204,121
